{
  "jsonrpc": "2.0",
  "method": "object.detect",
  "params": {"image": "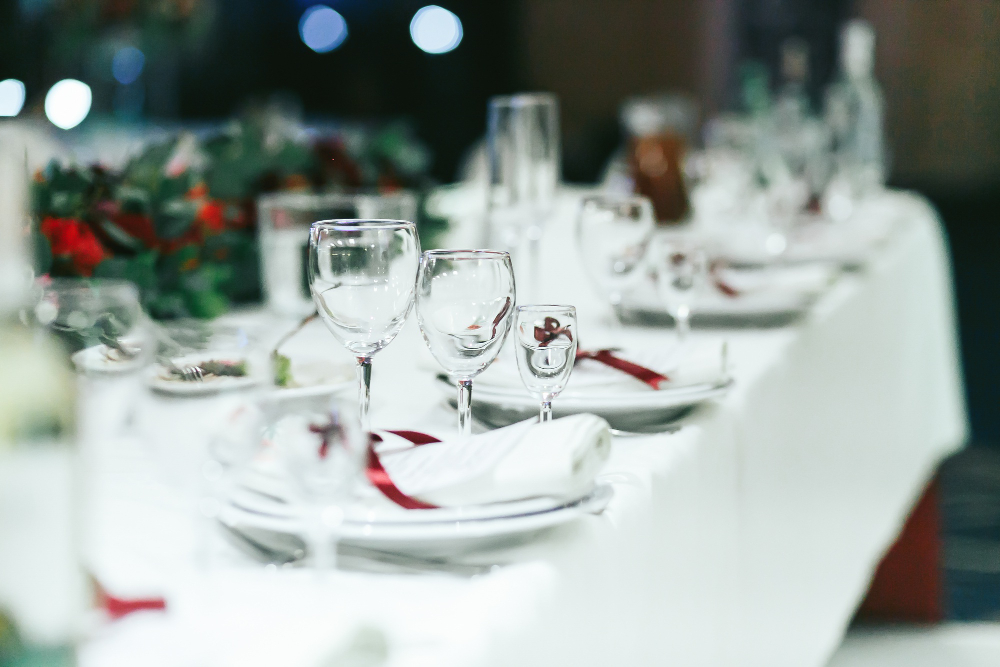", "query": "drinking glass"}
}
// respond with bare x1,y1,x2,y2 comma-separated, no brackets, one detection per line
35,278,150,367
487,93,560,300
652,235,708,341
416,250,516,437
514,305,578,423
308,220,420,433
575,195,655,324
275,395,365,571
